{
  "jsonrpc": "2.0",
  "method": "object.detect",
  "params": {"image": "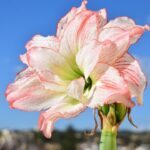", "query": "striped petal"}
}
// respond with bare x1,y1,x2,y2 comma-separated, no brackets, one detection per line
56,0,87,38
25,35,60,51
103,17,136,30
60,11,98,57
89,64,134,108
99,27,130,63
101,17,145,45
5,68,67,111
20,35,59,65
76,40,102,79
27,47,80,80
113,53,147,105
76,40,119,78
38,97,86,138
59,6,106,59
99,17,146,64
57,0,107,41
